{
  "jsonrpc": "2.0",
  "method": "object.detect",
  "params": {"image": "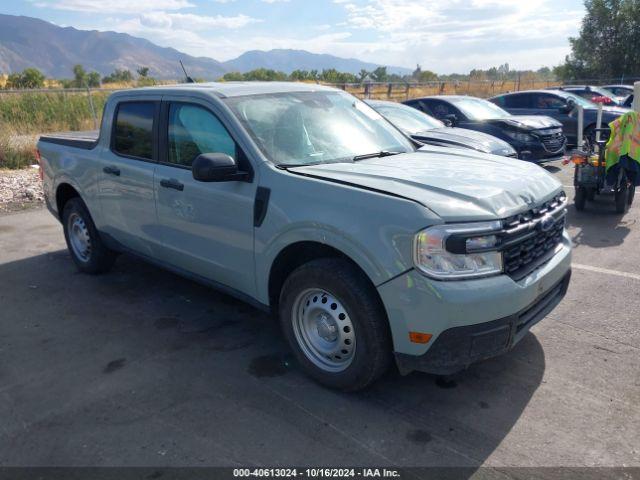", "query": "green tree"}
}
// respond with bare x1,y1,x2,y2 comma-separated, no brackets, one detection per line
73,64,87,87
242,68,287,81
221,71,244,81
371,66,388,82
102,69,134,84
87,71,101,87
5,68,46,89
558,0,640,80
137,66,150,78
357,69,369,82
